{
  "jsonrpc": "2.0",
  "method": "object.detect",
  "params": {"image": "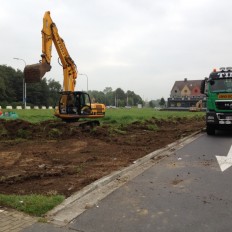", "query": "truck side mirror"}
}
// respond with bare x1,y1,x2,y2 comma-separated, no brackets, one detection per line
209,80,215,85
200,80,206,94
